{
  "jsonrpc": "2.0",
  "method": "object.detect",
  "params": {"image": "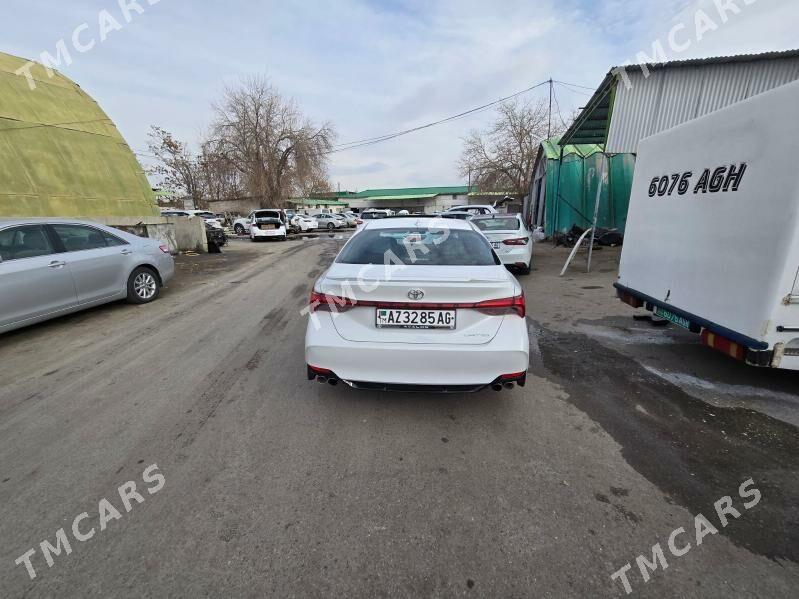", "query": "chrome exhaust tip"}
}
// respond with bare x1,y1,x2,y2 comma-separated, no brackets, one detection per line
492,383,503,392
328,378,339,386
317,376,328,384
503,382,515,390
